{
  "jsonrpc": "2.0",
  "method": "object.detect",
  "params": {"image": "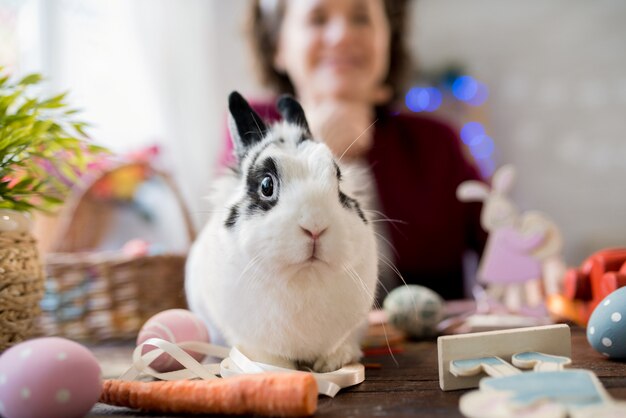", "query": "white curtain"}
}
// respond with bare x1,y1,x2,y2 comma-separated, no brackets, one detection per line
17,0,227,230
